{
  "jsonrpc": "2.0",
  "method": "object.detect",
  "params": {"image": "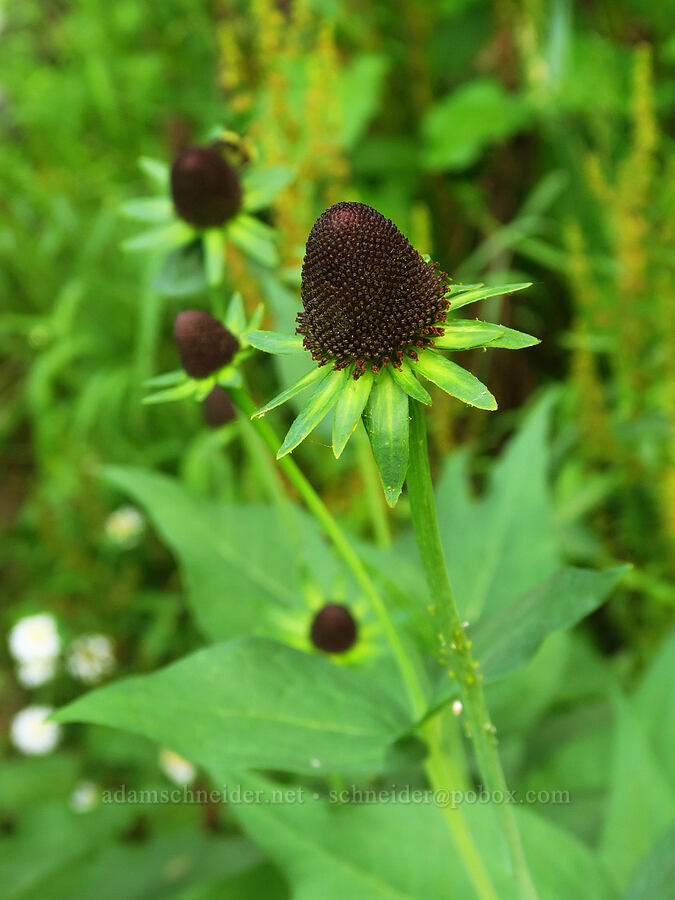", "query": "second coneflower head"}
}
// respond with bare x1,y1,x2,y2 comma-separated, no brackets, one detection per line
244,201,539,504
170,144,242,229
